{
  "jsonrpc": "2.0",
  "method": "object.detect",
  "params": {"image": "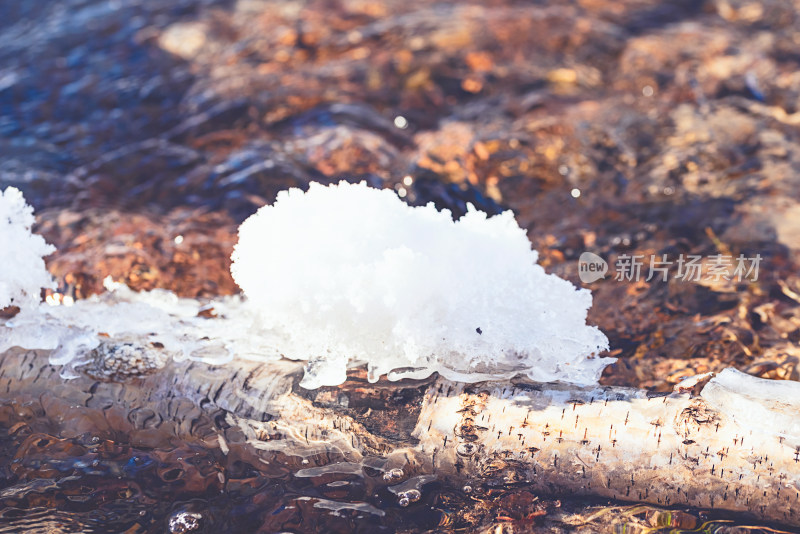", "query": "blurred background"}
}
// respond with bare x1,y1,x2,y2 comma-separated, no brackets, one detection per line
5,0,800,393
2,0,800,531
